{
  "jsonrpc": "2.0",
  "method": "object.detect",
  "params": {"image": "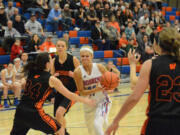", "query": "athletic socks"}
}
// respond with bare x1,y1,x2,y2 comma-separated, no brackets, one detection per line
14,98,19,106
4,99,9,108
